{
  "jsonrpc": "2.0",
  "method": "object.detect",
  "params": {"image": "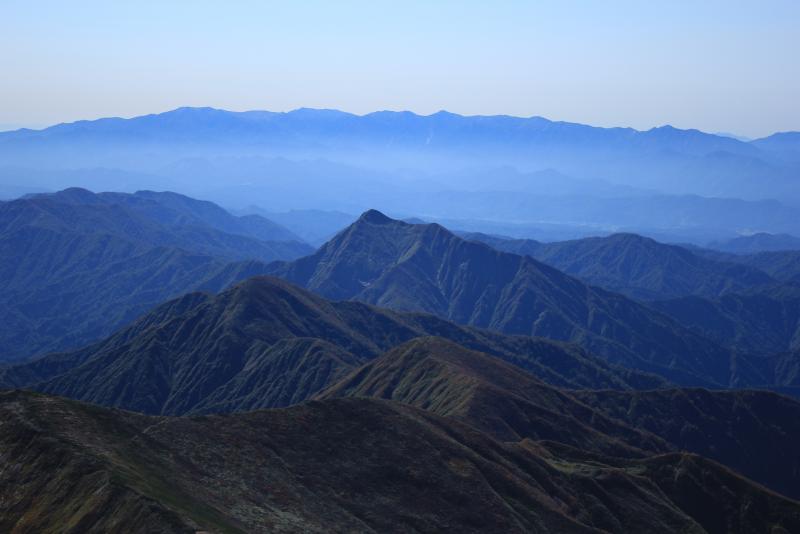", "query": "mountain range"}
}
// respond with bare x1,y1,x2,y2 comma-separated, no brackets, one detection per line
3,327,800,529
266,210,796,389
0,188,310,361
0,276,664,415
4,194,798,393
4,265,799,502
2,107,800,245
3,304,800,525
462,232,775,300
3,185,800,531
1,107,797,201
462,230,800,392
